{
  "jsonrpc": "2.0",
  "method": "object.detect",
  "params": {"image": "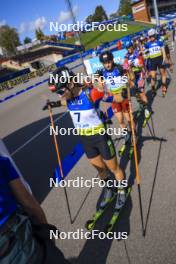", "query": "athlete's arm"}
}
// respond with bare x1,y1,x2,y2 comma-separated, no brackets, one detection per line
90,87,113,106
123,59,135,82
10,178,47,224
160,41,166,62
3,156,48,225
